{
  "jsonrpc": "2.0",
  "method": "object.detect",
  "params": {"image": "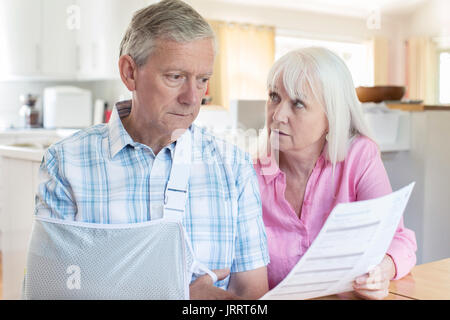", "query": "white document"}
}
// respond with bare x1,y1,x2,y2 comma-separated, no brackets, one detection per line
261,182,415,300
